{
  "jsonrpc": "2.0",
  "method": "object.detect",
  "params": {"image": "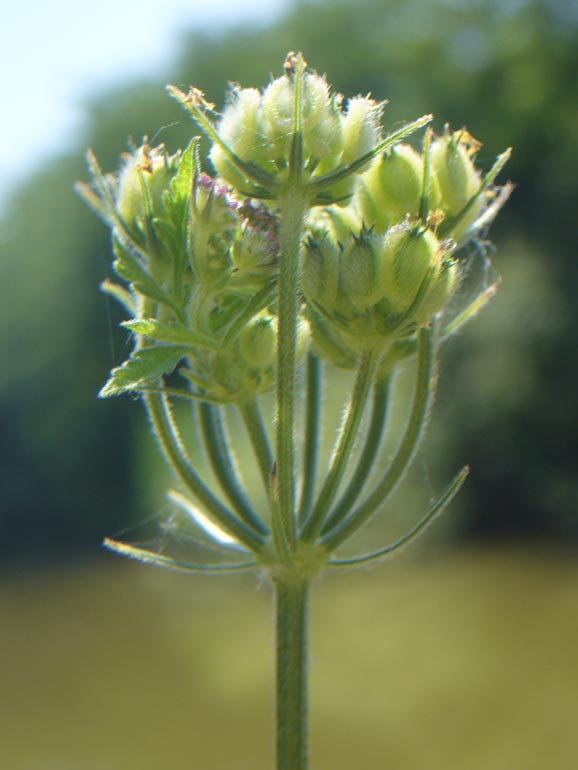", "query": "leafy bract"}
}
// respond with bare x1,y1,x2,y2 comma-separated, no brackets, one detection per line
99,345,190,397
